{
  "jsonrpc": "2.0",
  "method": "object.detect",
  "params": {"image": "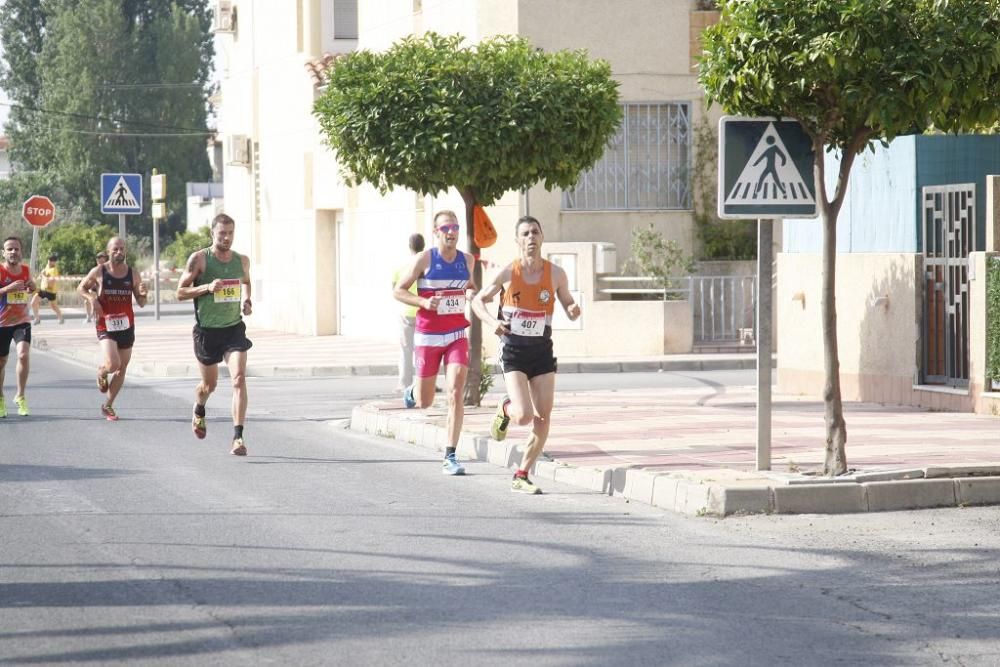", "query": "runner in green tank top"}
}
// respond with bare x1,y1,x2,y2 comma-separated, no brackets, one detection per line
177,213,254,456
